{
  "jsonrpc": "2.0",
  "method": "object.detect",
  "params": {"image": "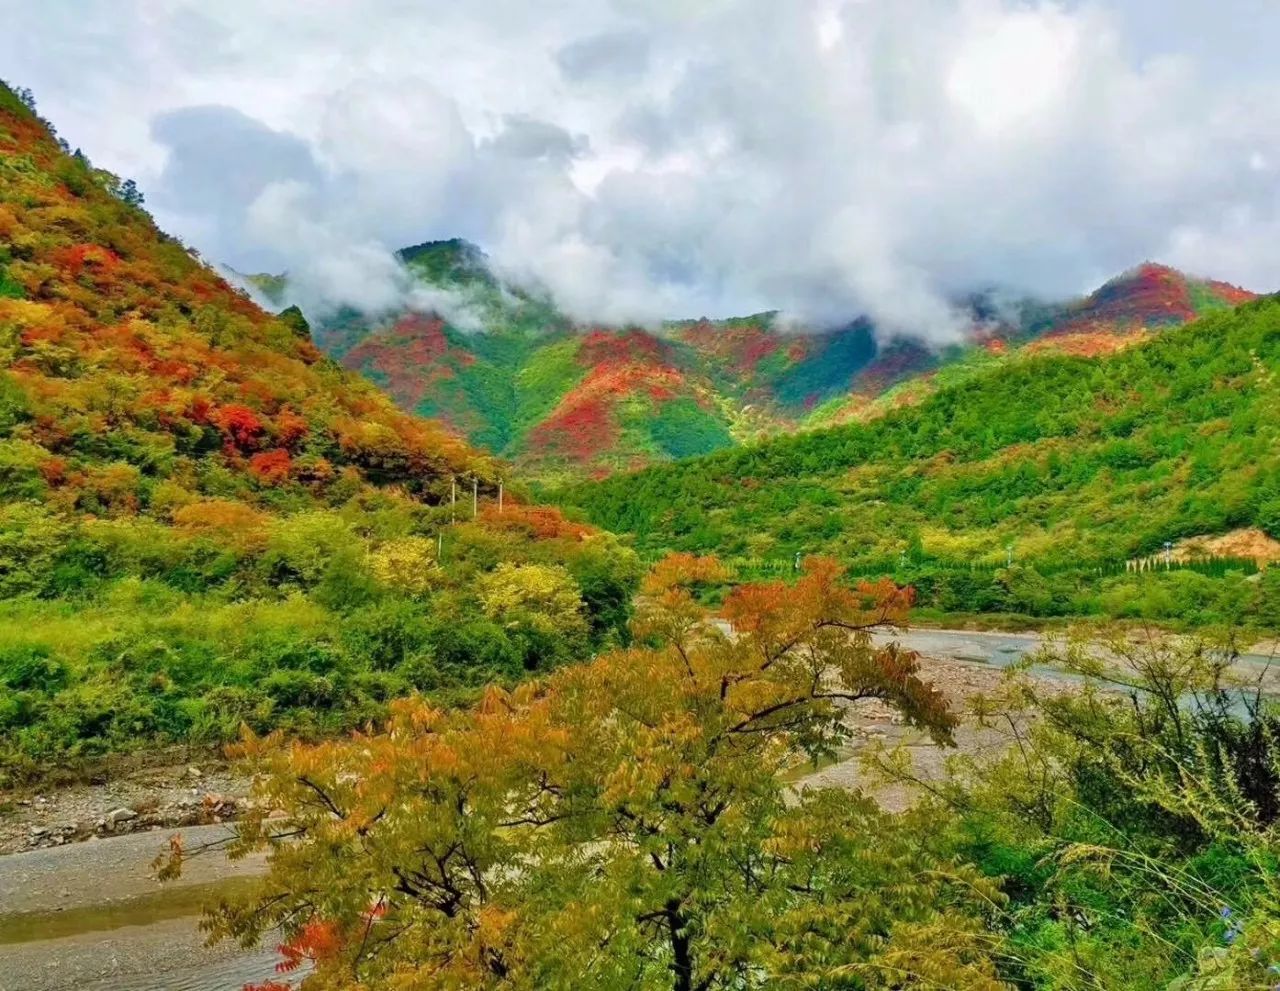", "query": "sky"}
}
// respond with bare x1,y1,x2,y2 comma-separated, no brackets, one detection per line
4,0,1280,337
